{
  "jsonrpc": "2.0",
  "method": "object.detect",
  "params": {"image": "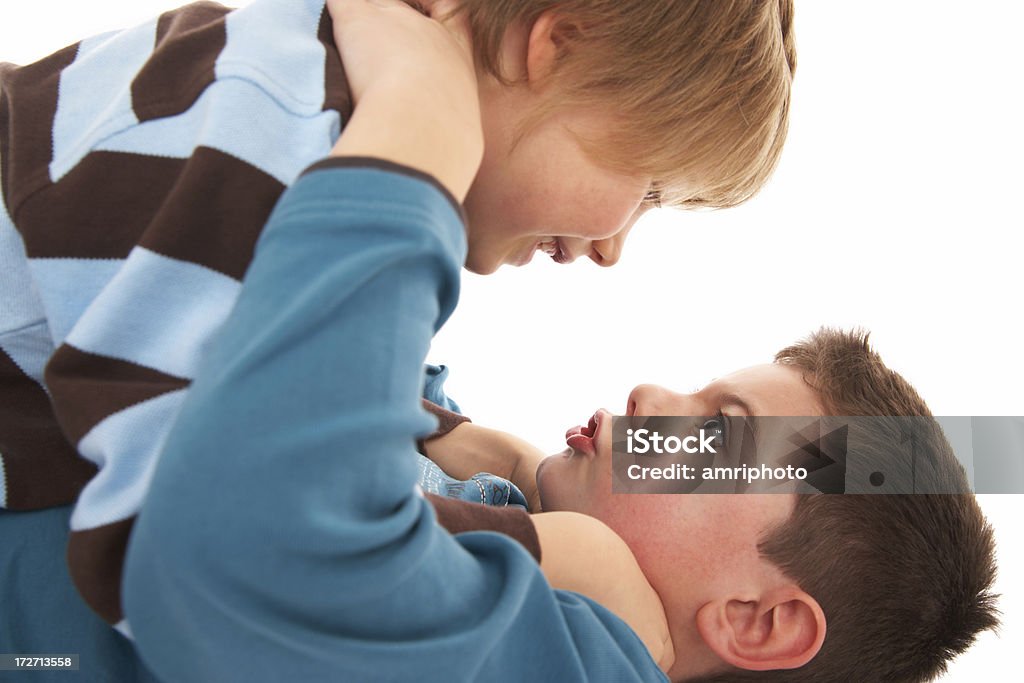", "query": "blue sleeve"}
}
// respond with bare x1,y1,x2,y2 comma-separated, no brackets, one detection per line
423,363,462,413
122,158,666,683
